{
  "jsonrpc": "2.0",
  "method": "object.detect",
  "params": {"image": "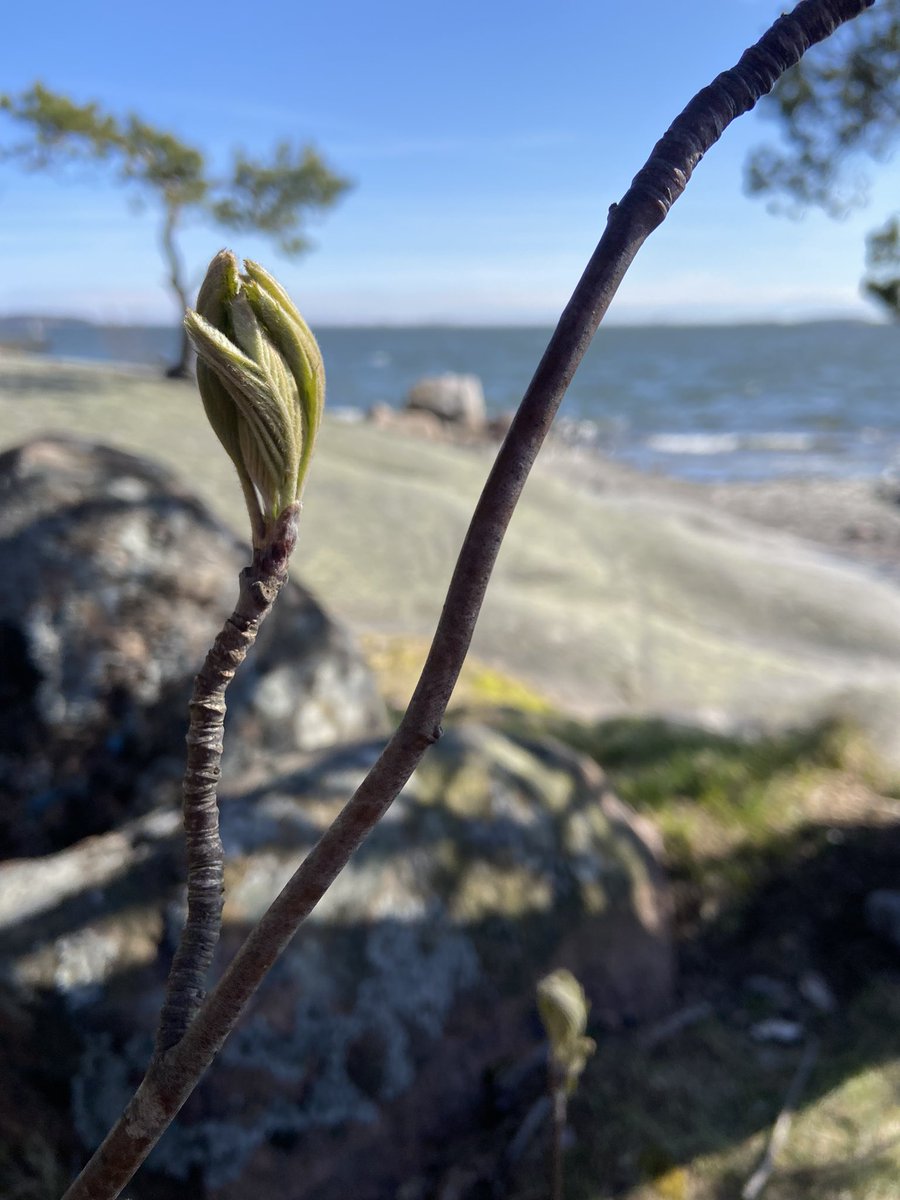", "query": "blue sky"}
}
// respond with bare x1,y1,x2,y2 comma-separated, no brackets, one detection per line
0,0,895,325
